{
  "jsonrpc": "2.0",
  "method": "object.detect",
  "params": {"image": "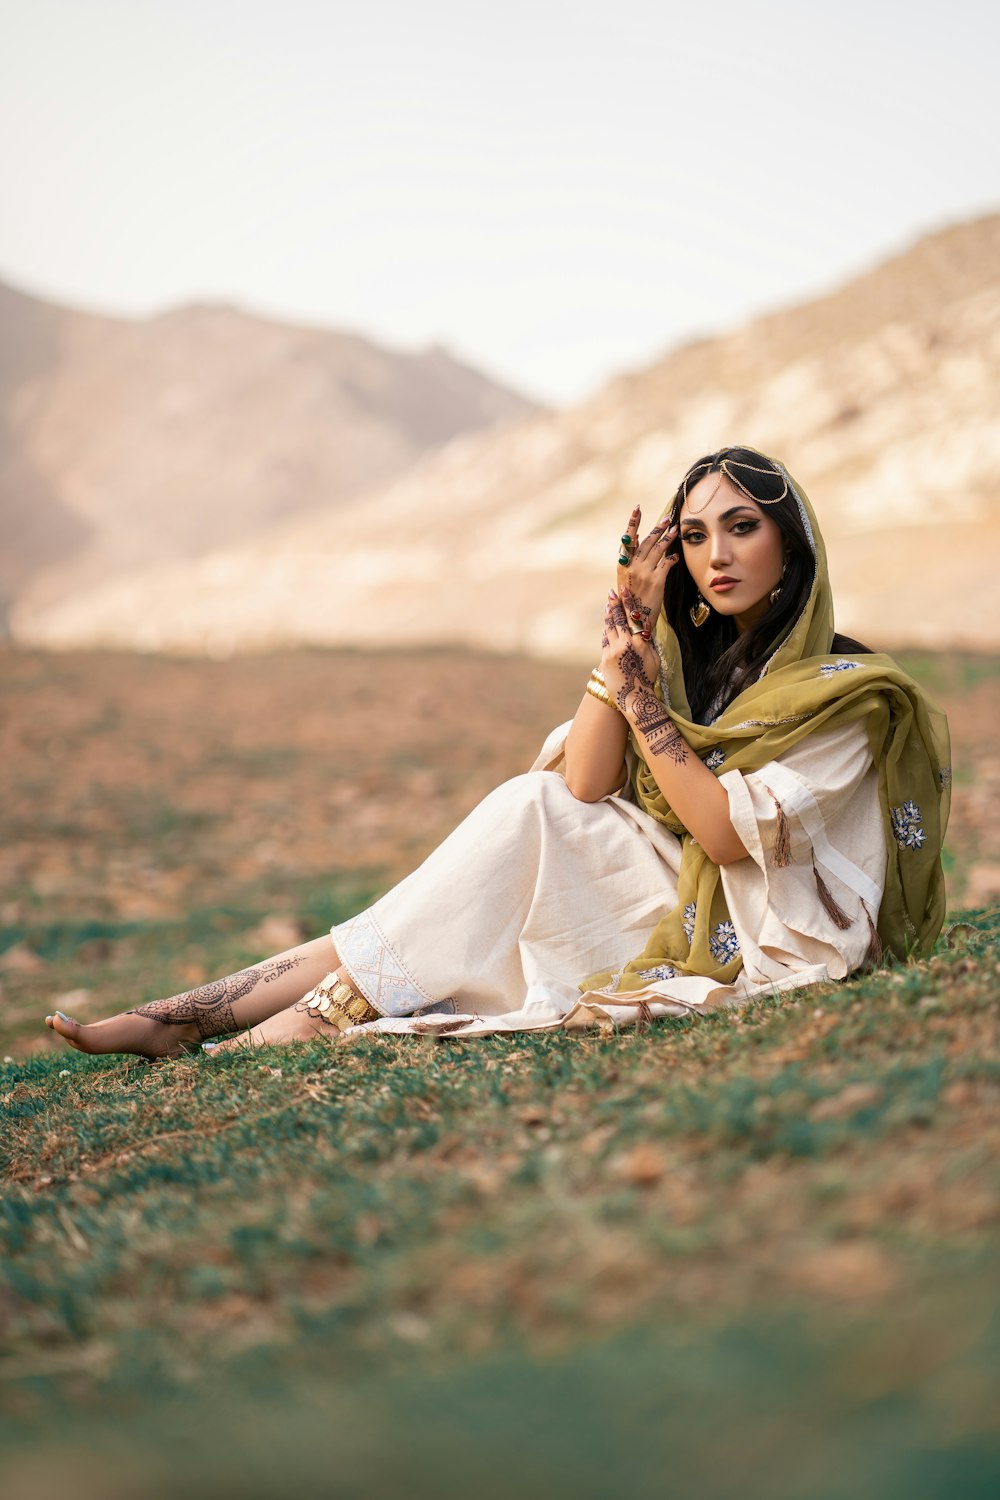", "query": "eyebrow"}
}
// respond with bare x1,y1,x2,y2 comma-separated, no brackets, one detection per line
680,505,758,530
